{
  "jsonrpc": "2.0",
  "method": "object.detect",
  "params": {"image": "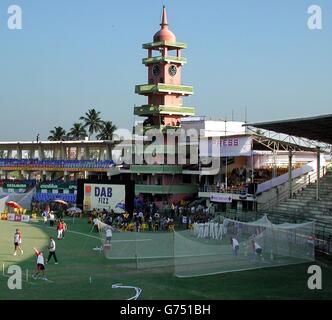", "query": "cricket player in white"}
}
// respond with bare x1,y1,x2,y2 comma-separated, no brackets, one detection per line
32,248,47,280
231,237,240,256
13,229,24,256
106,227,113,244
